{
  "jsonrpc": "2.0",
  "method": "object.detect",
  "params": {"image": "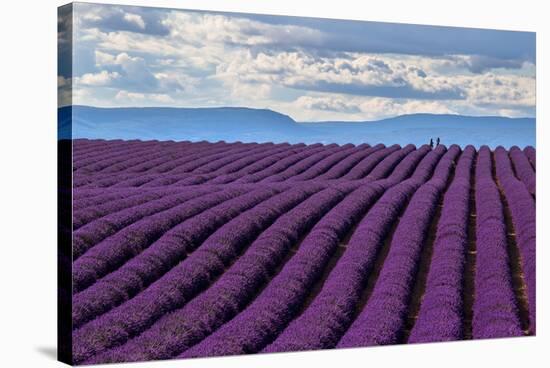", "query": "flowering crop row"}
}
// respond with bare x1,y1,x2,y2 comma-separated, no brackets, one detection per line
69,139,536,364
